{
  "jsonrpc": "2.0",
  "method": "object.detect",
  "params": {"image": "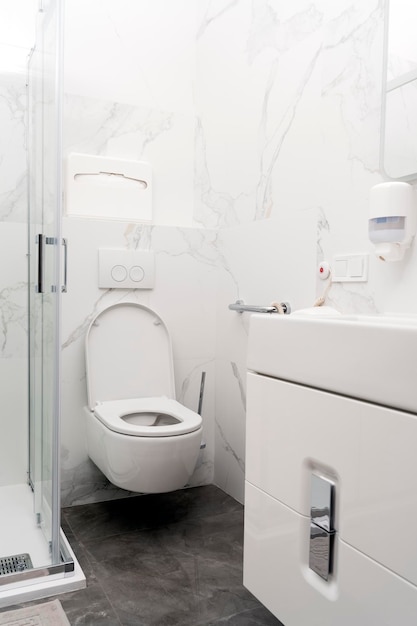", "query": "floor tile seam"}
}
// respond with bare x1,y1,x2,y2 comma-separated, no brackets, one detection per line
150,564,202,608
76,509,243,545
200,582,261,605
82,521,245,549
186,505,243,522
193,551,206,625
115,555,202,598
72,516,199,542
117,553,247,603
235,605,283,626
167,533,244,552
221,604,266,620
96,587,125,626
82,541,245,571
157,506,243,529
79,531,244,552
79,548,125,626
89,549,242,609
77,524,158,545
60,510,80,542
61,493,241,520
75,542,114,589
63,594,121,624
80,524,171,548
61,485,236,509
96,560,202,617
167,544,244,564
144,547,245,570
186,510,244,528
190,592,262,626
76,515,238,547
70,529,130,545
